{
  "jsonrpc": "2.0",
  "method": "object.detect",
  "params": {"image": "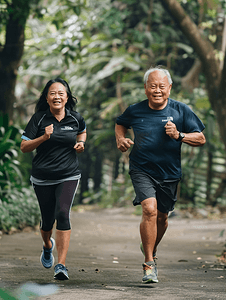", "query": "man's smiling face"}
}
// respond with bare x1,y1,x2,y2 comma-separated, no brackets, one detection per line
144,70,172,110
